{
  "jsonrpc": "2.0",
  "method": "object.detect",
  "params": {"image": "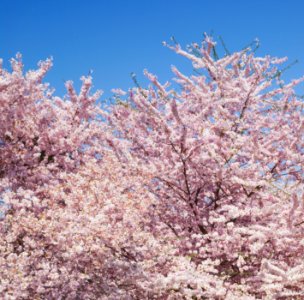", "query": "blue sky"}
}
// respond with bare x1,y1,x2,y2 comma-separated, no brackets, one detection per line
1,0,304,98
